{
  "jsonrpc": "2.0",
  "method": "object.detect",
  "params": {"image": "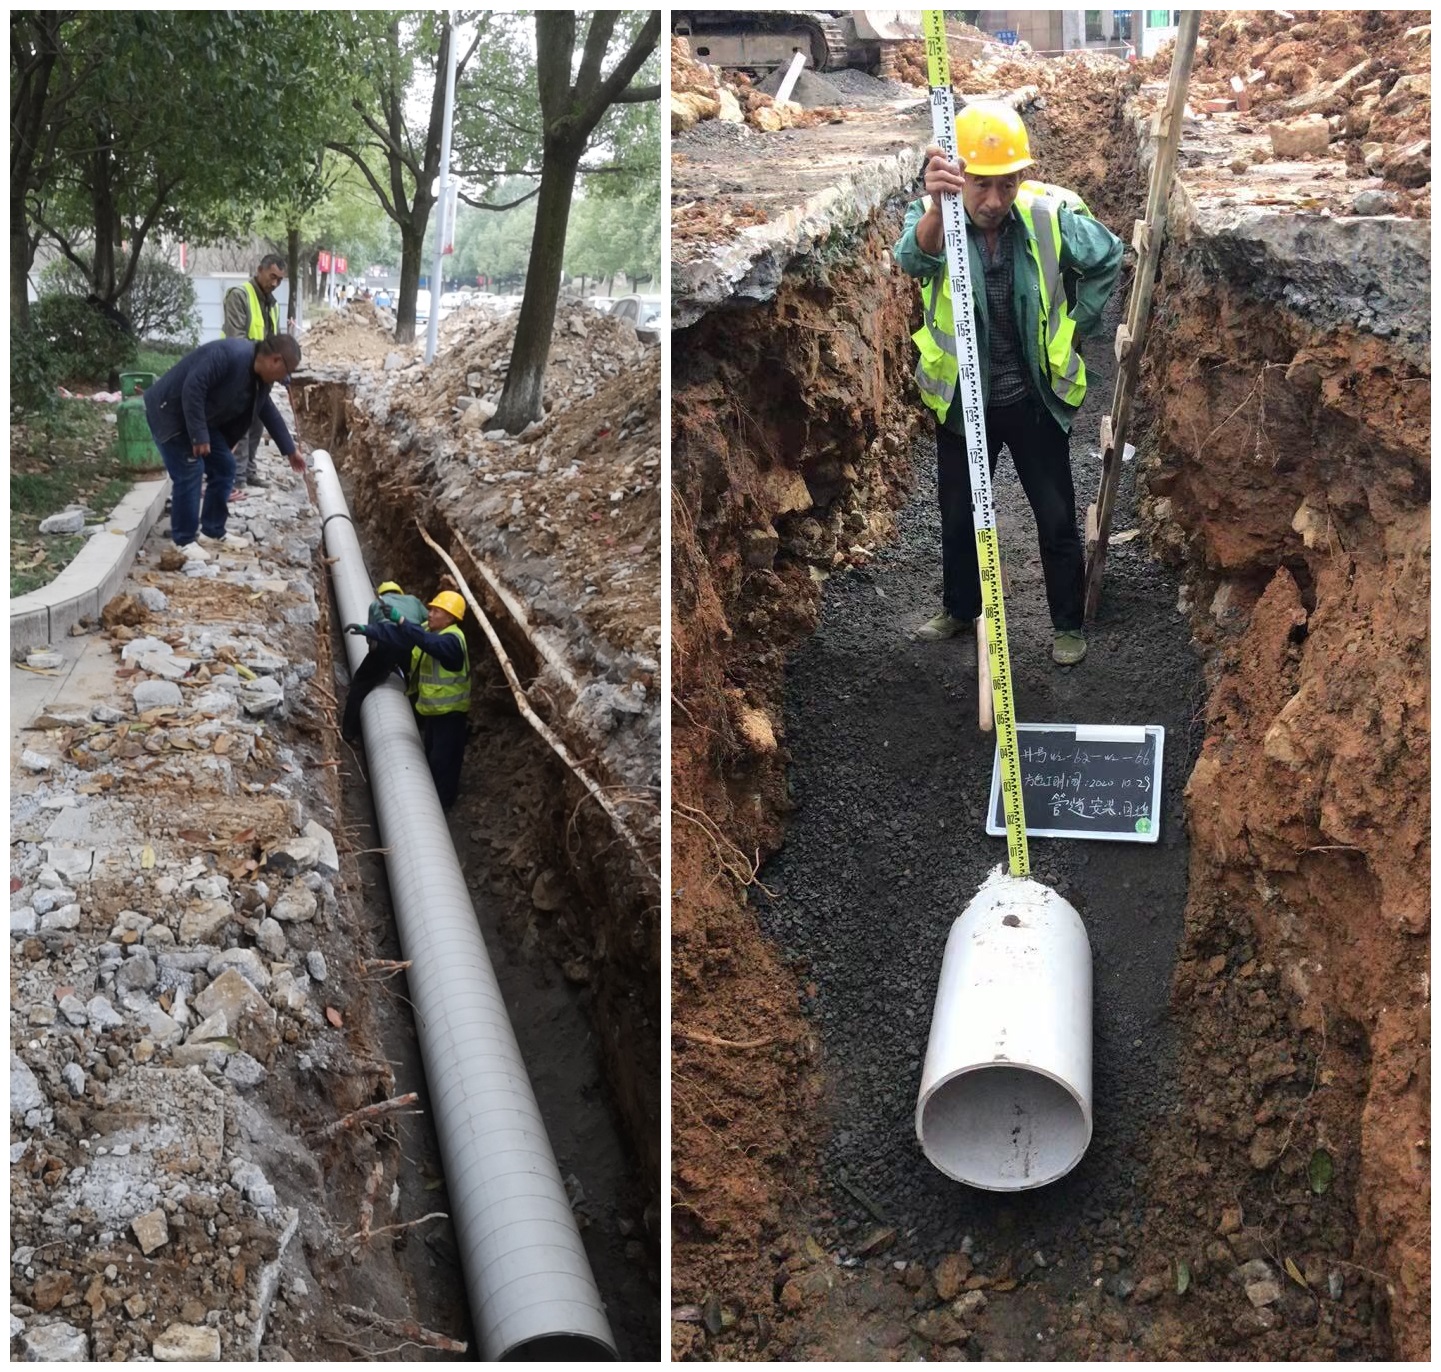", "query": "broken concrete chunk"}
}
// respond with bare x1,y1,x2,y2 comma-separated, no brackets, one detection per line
39,508,86,535
133,679,184,711
130,1207,170,1256
206,947,271,992
265,836,320,876
1268,114,1330,158
302,819,339,875
224,1052,267,1089
255,916,287,959
25,651,65,670
11,1056,45,1117
239,675,284,715
305,950,327,983
22,1321,90,1361
171,1011,234,1066
152,1323,221,1362
40,904,81,932
270,885,318,924
178,899,232,945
